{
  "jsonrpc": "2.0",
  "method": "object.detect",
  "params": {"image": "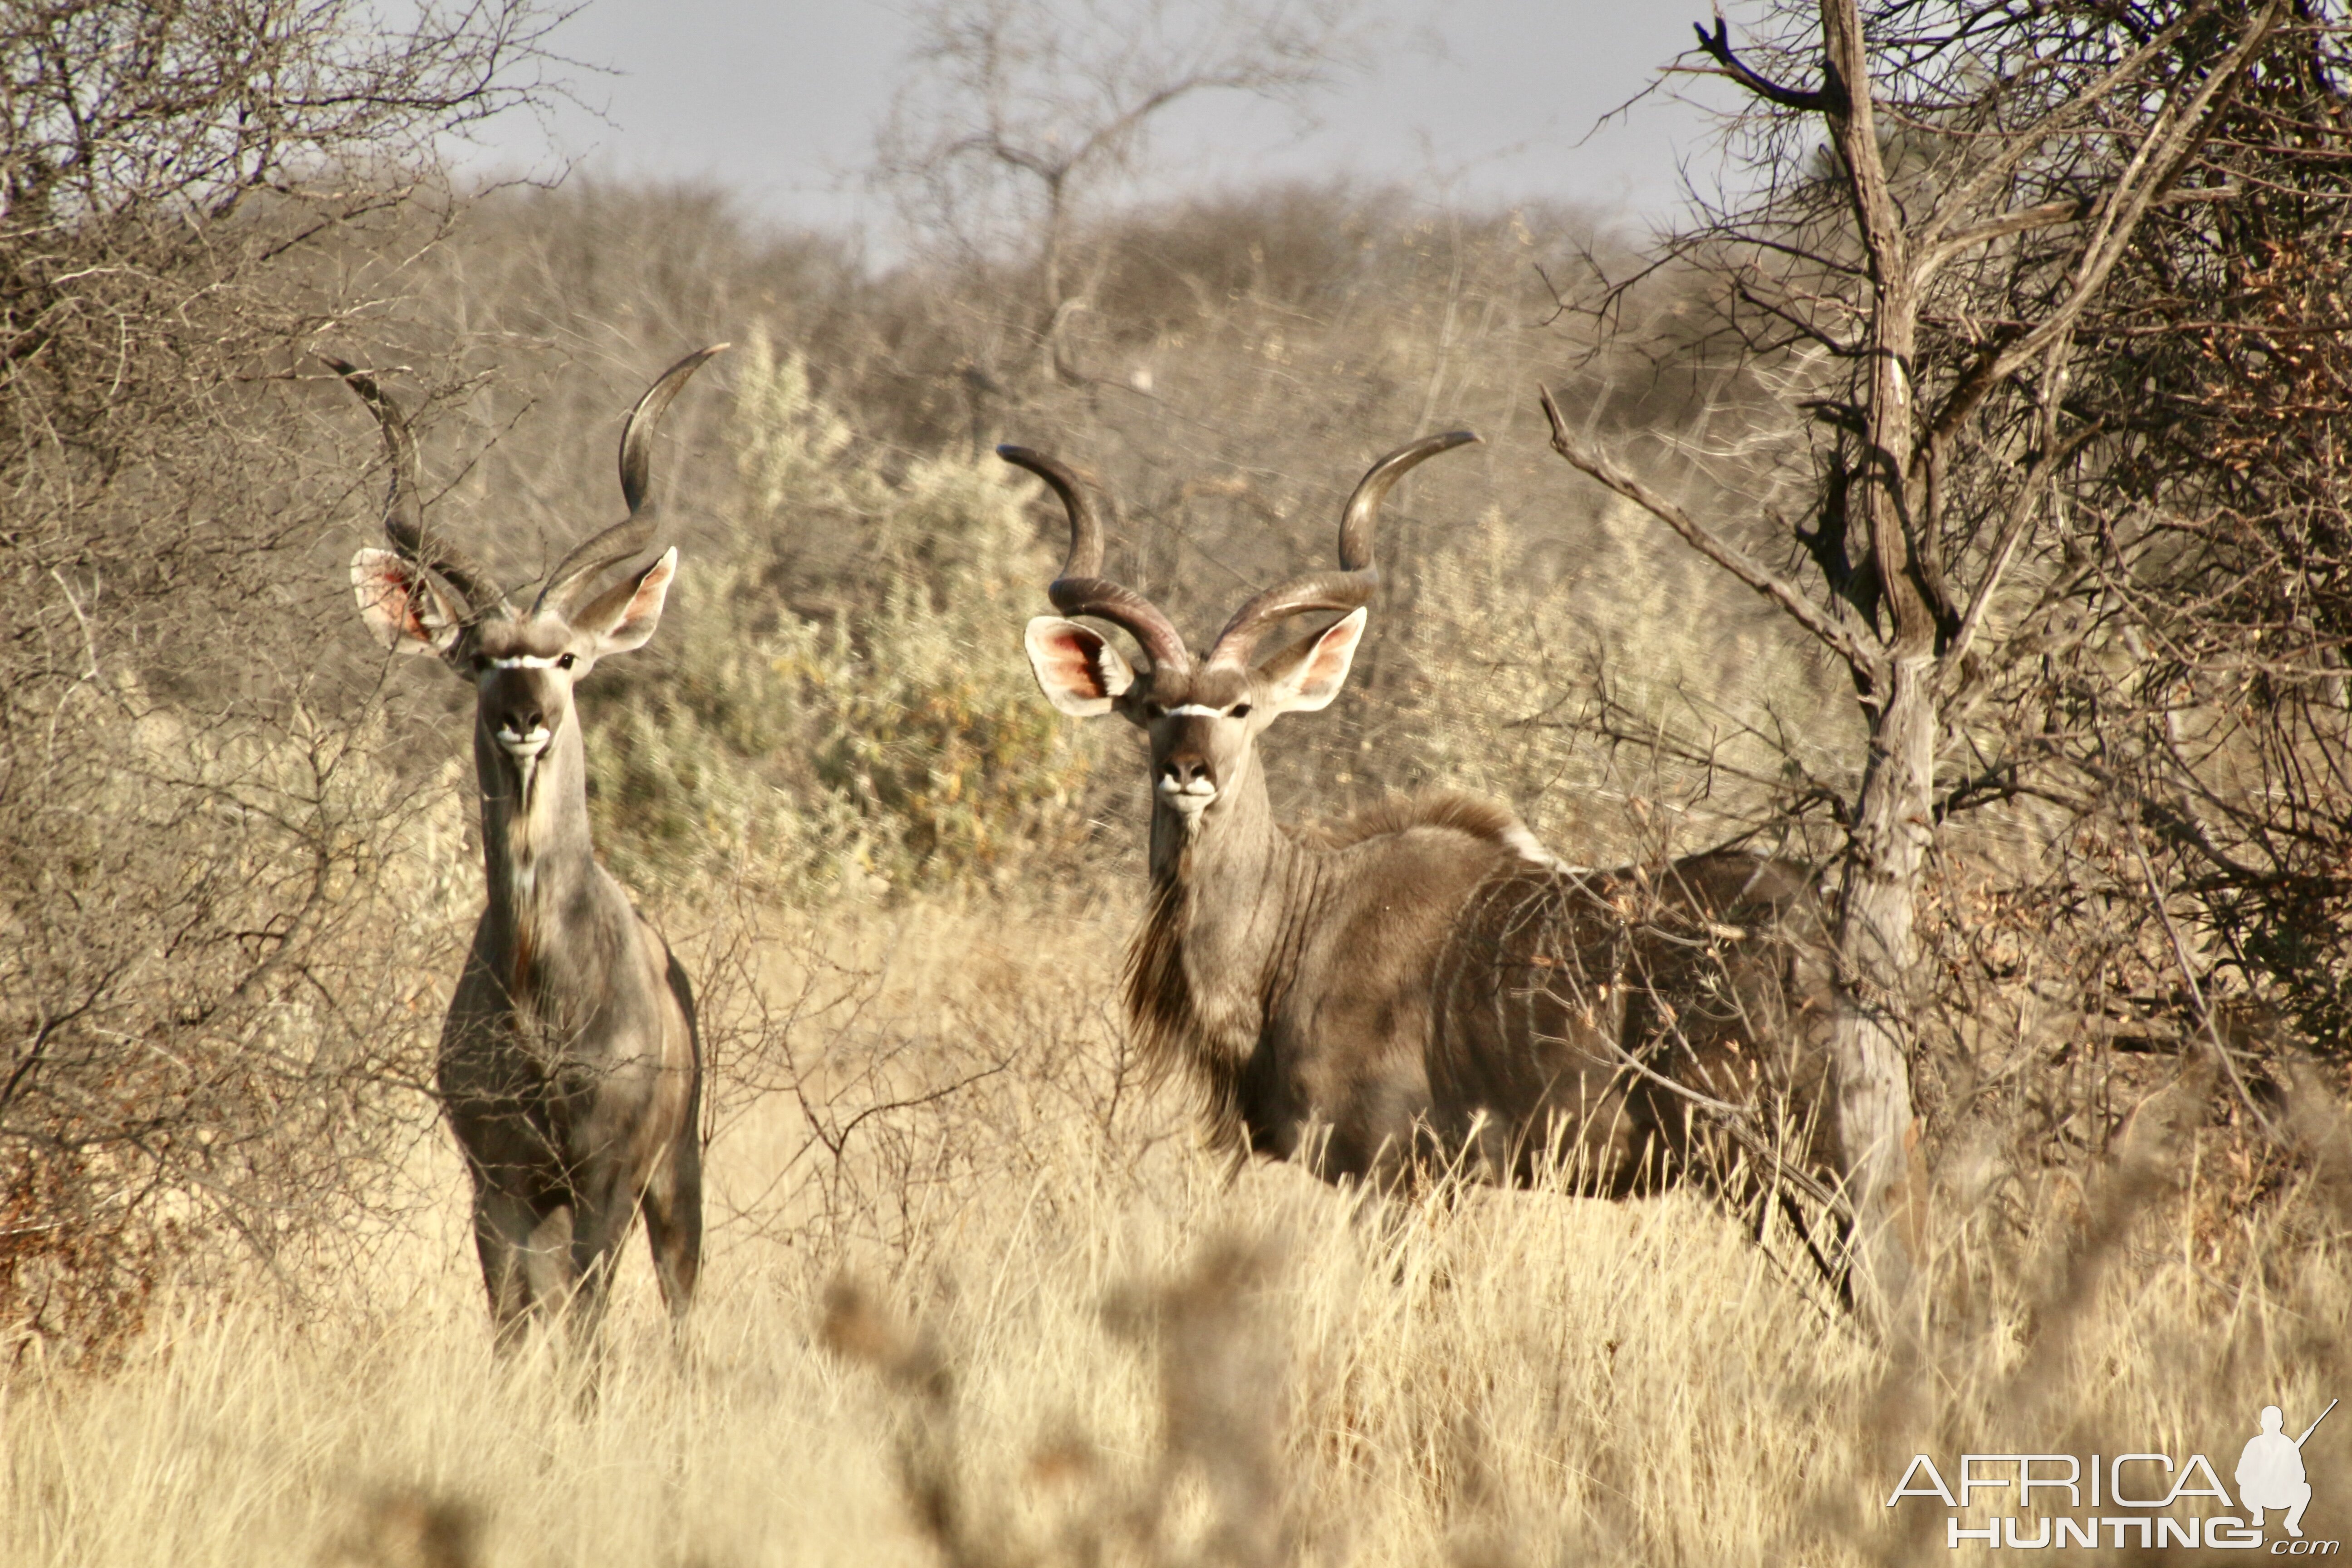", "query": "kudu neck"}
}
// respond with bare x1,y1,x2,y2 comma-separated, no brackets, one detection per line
474,717,598,916
1150,747,1288,889
1148,749,1318,984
